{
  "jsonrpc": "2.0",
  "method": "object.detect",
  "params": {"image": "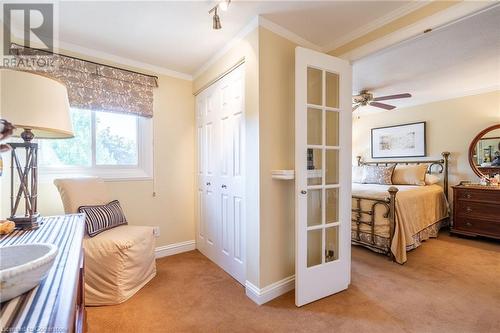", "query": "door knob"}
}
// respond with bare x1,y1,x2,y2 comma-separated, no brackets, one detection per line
301,190,307,195
466,207,472,213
